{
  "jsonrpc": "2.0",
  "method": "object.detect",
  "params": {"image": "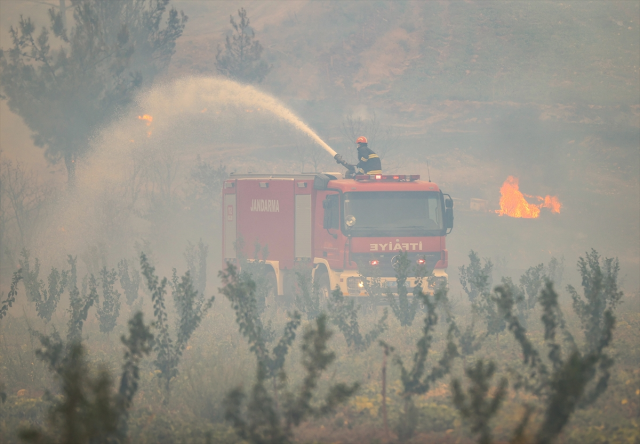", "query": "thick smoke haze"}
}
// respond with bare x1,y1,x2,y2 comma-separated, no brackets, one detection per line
0,1,638,443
